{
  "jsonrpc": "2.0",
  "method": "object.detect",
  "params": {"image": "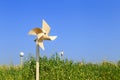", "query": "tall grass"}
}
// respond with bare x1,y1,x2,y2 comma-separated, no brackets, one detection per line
0,55,120,80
